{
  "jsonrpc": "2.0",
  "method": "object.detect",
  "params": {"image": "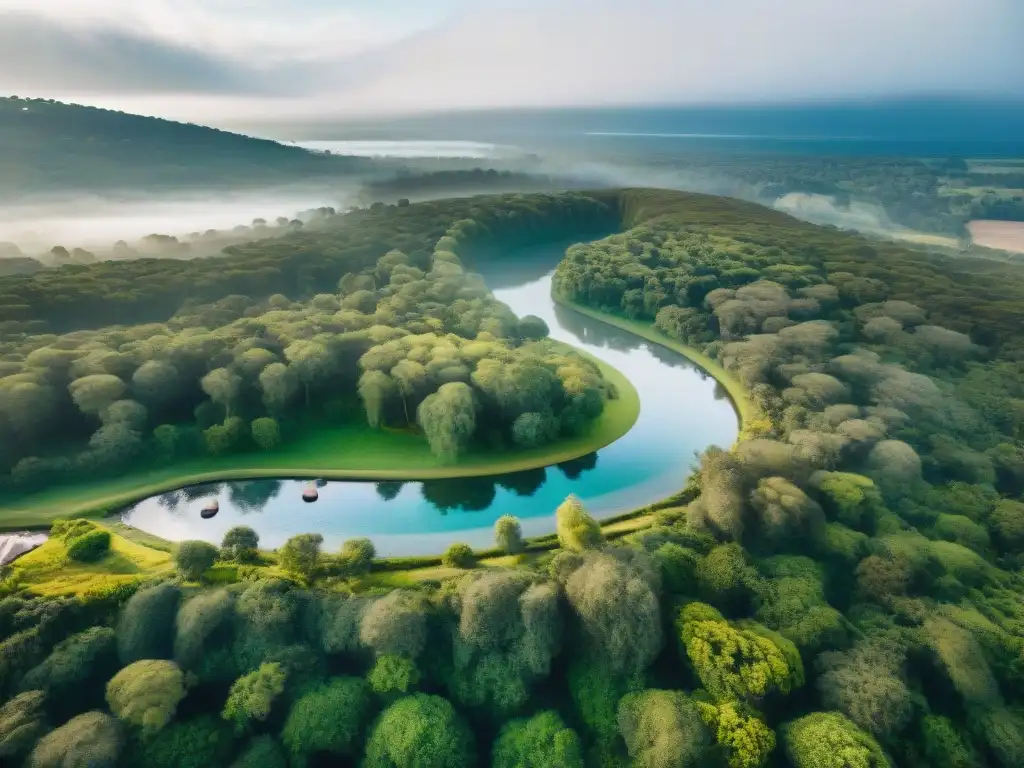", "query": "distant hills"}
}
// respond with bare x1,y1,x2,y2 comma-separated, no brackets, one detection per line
0,97,369,197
